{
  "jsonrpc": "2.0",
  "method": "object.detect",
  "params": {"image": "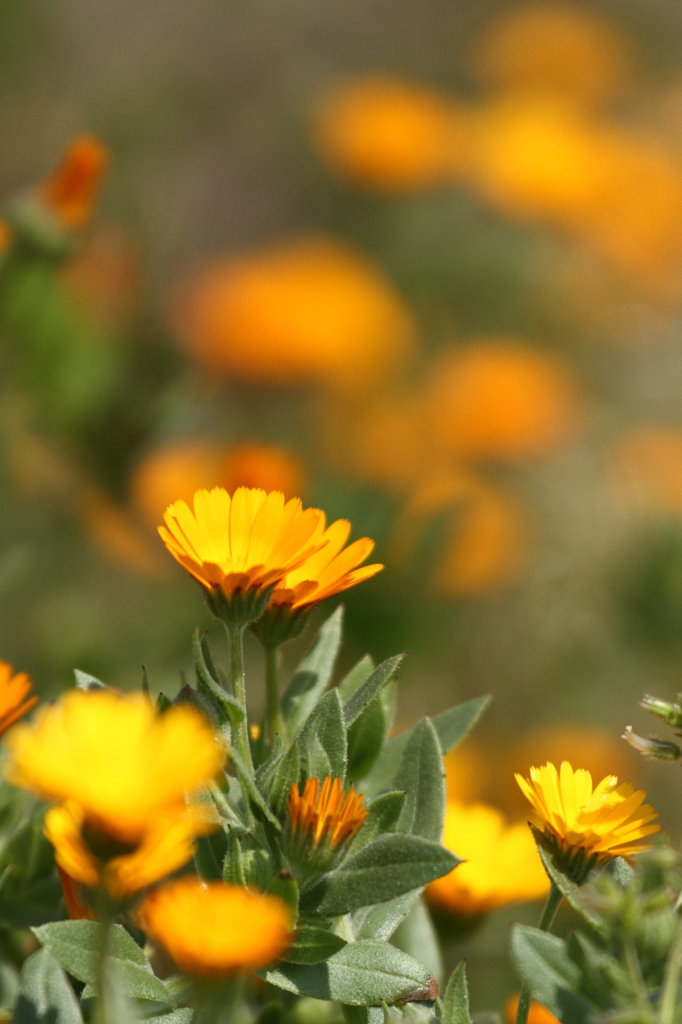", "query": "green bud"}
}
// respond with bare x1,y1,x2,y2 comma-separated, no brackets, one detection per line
622,726,681,761
640,694,682,727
